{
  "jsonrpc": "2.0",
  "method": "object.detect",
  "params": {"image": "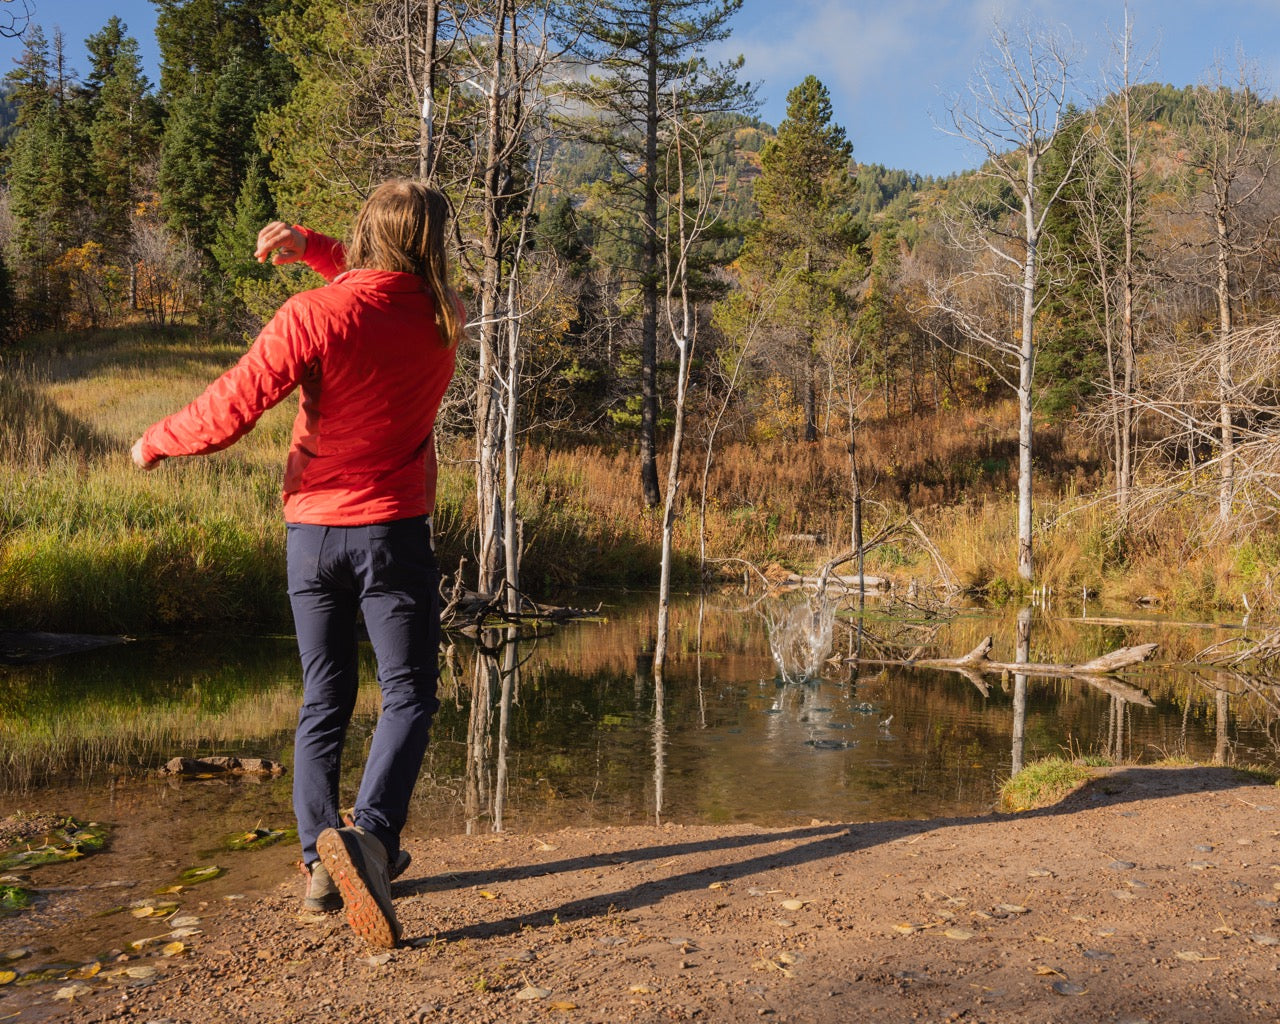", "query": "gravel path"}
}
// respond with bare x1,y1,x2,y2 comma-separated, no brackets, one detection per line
4,766,1279,1023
